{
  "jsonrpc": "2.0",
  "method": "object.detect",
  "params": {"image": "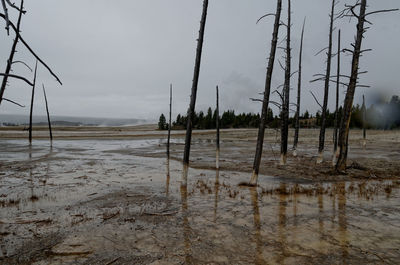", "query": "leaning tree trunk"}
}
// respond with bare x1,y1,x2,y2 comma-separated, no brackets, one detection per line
280,0,291,166
251,0,282,185
317,0,335,164
336,0,367,171
216,85,220,170
42,84,53,143
167,84,172,158
333,29,341,162
29,61,38,144
182,0,209,186
293,18,305,156
362,94,366,147
0,0,24,106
